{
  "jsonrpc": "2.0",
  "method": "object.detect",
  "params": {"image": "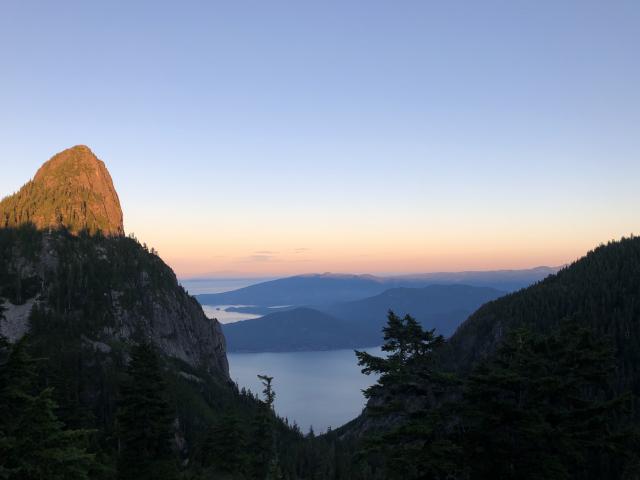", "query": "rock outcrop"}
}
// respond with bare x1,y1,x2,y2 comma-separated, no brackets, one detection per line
0,145,124,235
0,146,228,377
